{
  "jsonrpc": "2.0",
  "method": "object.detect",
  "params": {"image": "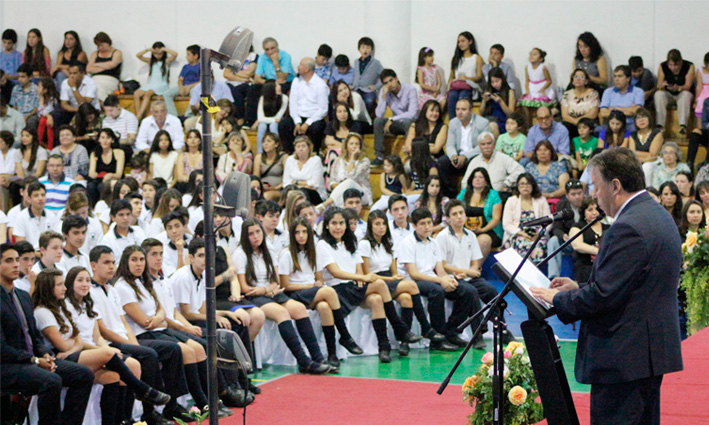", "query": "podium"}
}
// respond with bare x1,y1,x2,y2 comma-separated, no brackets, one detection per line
492,262,580,425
